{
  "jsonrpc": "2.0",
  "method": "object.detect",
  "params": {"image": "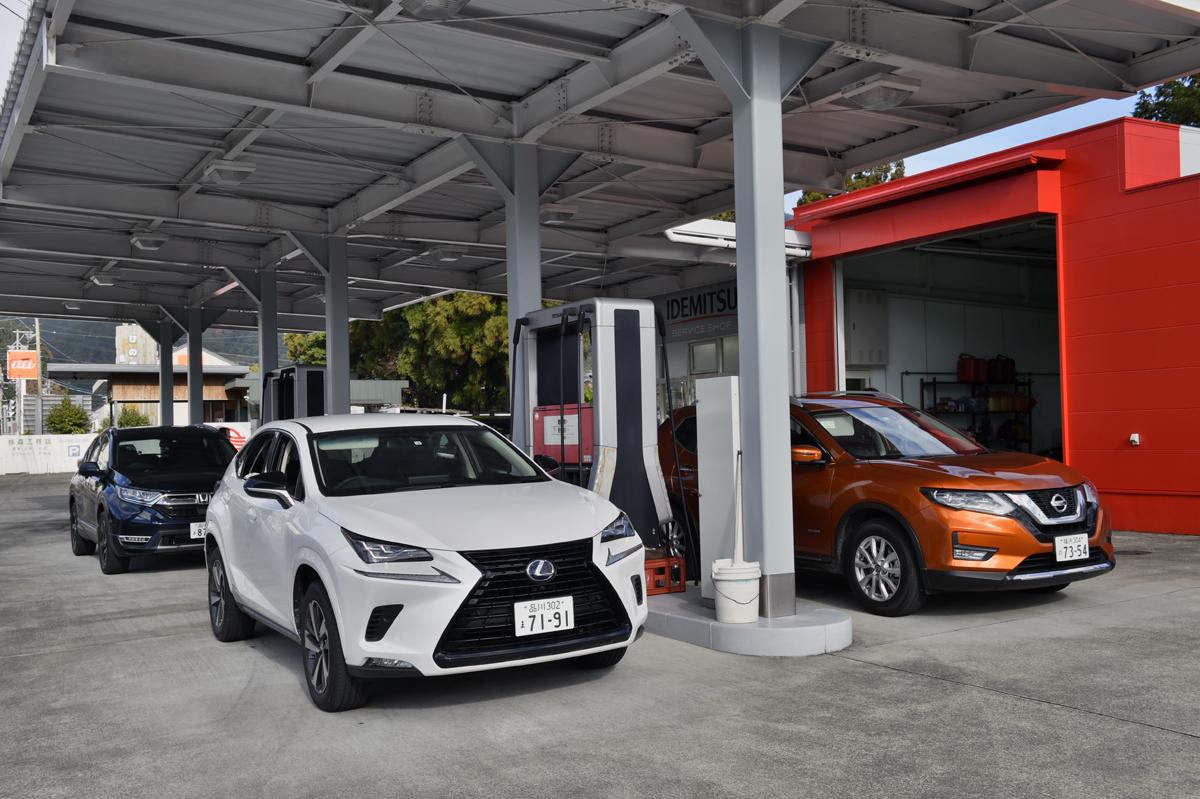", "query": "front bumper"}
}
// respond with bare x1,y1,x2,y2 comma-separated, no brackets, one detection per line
109,504,207,556
328,535,649,677
916,500,1116,592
